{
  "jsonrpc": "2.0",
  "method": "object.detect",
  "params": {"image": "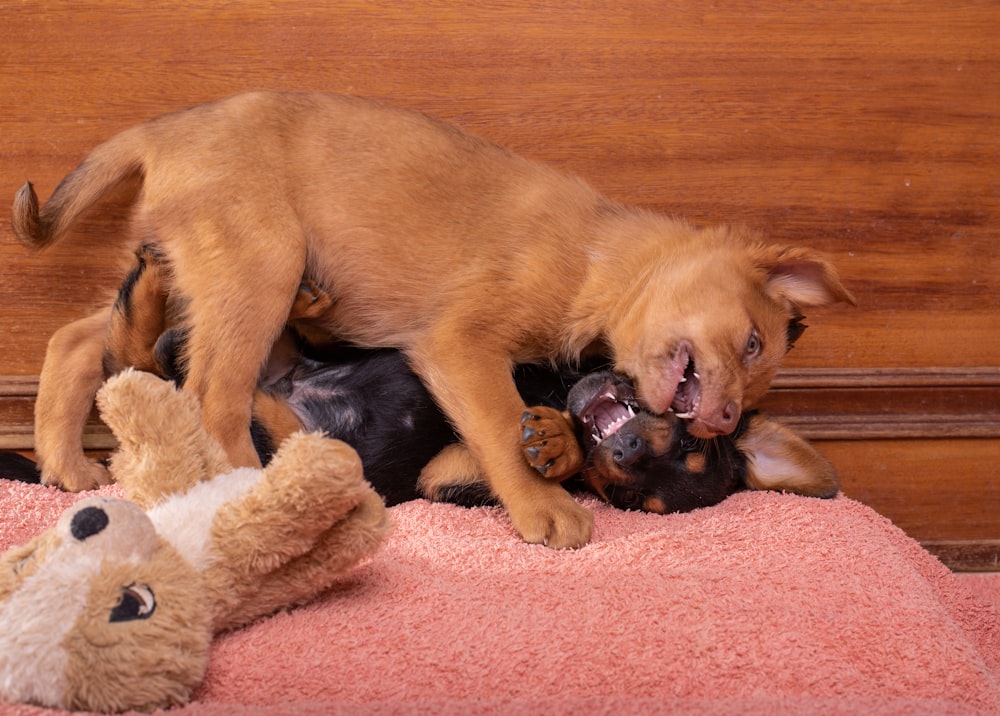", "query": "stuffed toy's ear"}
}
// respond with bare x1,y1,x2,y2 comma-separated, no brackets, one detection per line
97,369,233,507
736,414,840,498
